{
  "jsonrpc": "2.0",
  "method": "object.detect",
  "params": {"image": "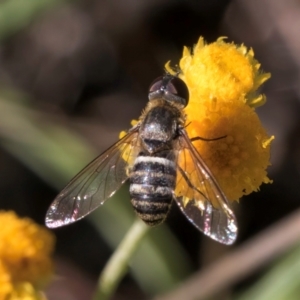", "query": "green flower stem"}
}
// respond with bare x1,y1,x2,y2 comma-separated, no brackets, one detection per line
93,218,150,300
